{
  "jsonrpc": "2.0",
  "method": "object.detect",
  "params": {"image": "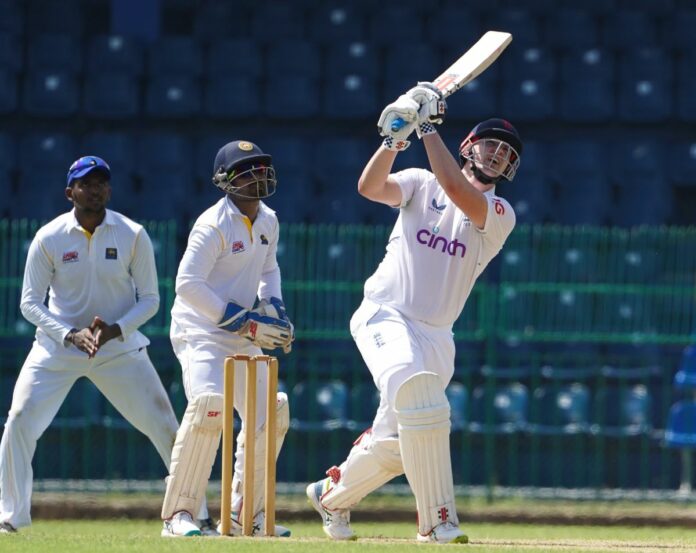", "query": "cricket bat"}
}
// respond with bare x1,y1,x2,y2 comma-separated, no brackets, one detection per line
391,30,512,132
